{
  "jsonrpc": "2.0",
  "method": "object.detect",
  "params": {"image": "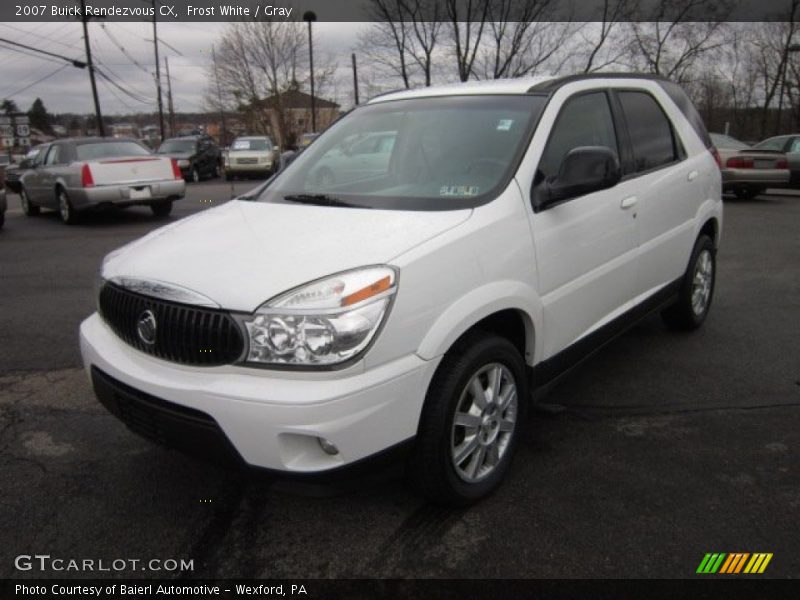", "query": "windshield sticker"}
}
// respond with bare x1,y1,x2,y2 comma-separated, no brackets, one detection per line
440,185,480,197
496,119,514,131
